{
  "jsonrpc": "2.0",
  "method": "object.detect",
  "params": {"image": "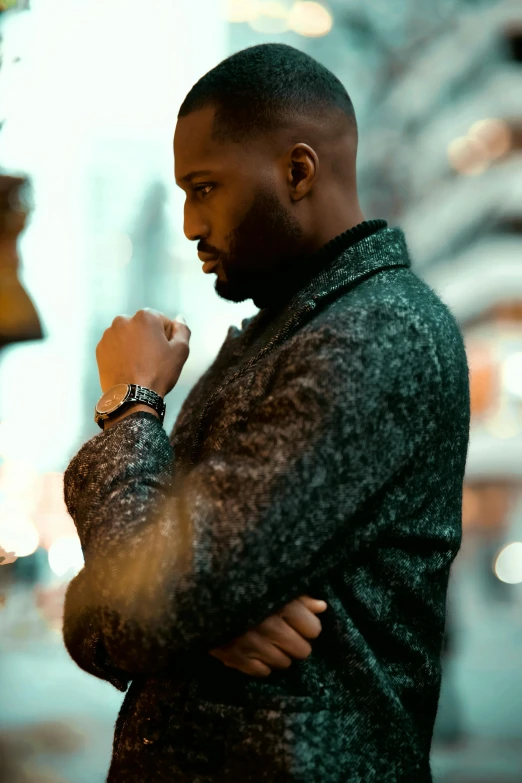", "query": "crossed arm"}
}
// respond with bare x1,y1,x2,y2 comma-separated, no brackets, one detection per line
62,311,440,686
